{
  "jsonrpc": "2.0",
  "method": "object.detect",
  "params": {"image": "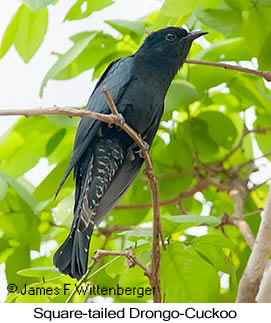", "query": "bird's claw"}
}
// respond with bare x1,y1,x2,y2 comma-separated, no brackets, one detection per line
136,141,150,158
117,113,125,125
109,113,125,127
